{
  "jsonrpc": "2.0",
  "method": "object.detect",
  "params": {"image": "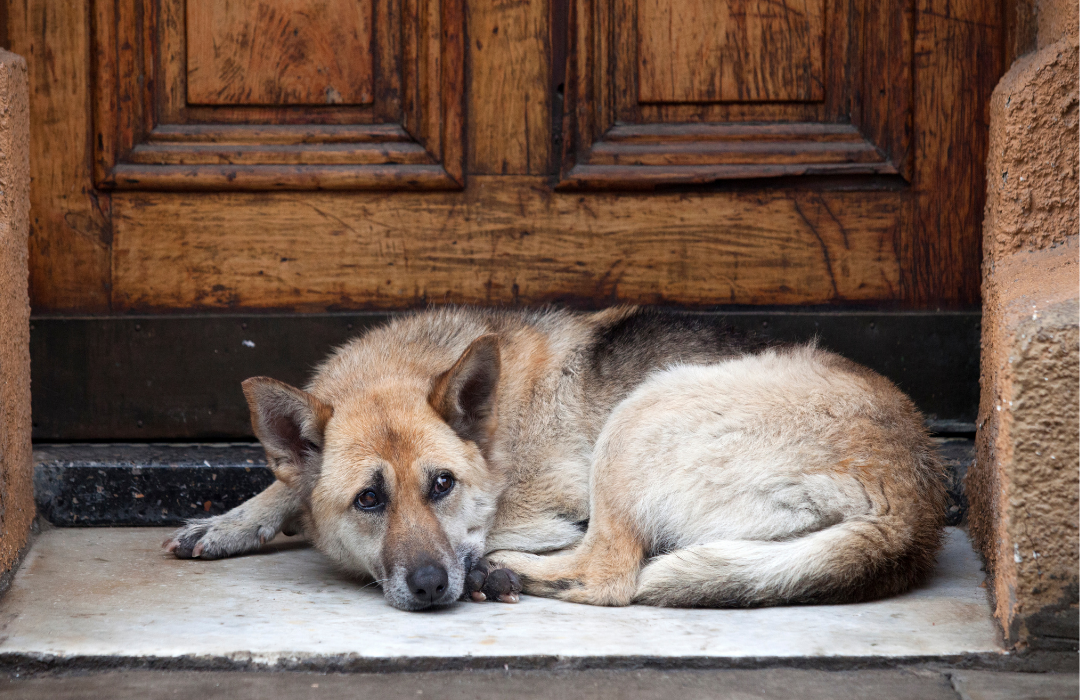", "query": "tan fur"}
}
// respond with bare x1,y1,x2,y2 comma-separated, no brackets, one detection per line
165,307,947,611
